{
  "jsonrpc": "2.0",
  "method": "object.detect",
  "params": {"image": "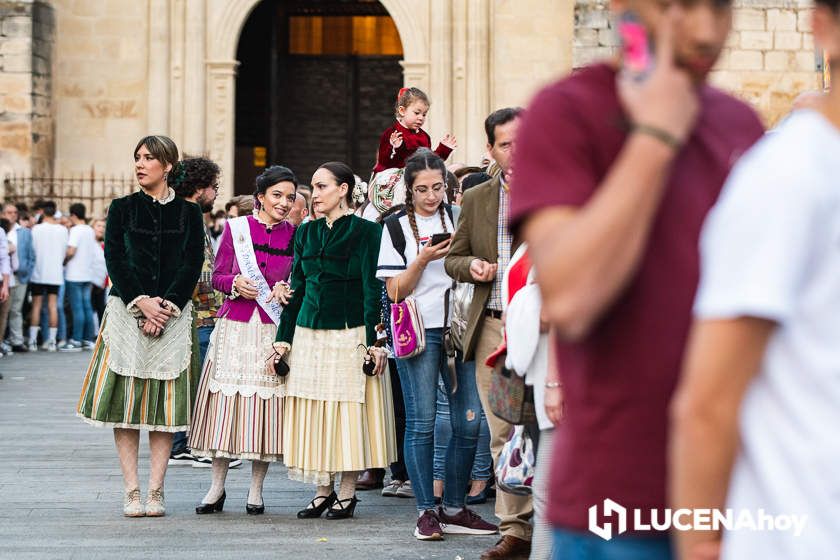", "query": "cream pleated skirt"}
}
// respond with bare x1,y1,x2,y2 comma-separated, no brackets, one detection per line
283,326,397,485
